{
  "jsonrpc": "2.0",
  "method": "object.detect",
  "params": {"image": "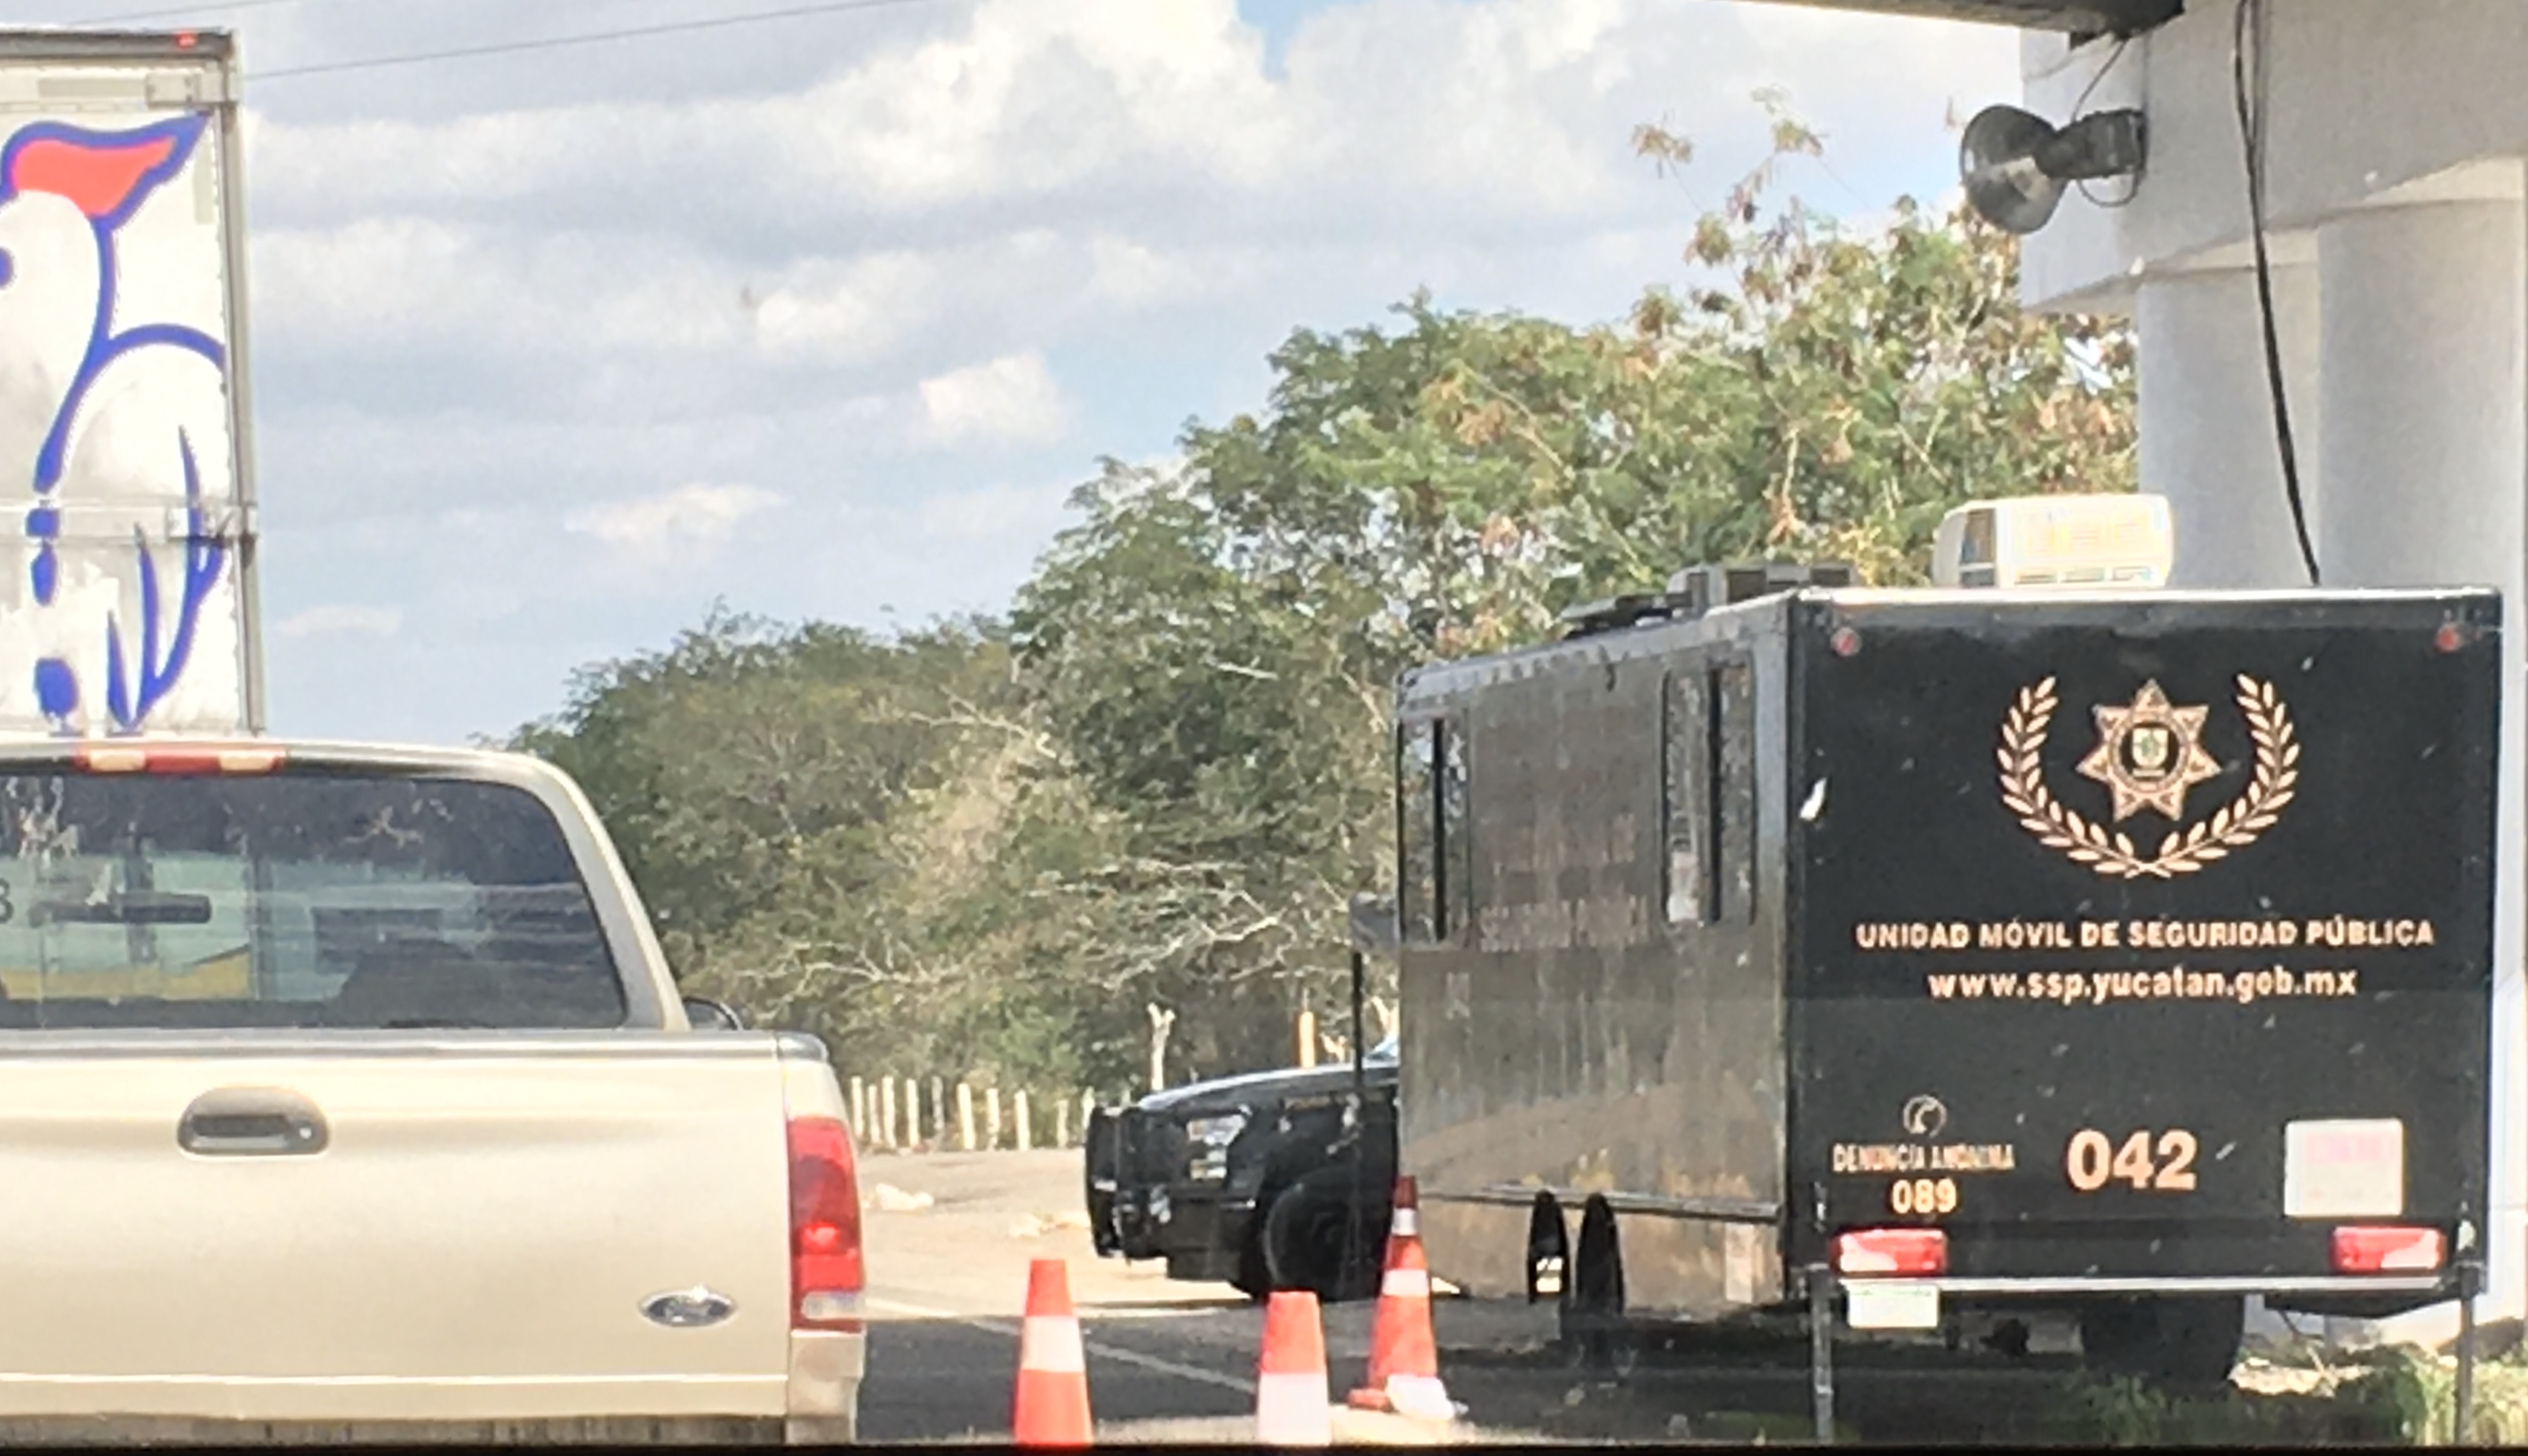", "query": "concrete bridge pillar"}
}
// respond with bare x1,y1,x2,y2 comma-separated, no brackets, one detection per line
2317,188,2528,1328
2136,262,2322,588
